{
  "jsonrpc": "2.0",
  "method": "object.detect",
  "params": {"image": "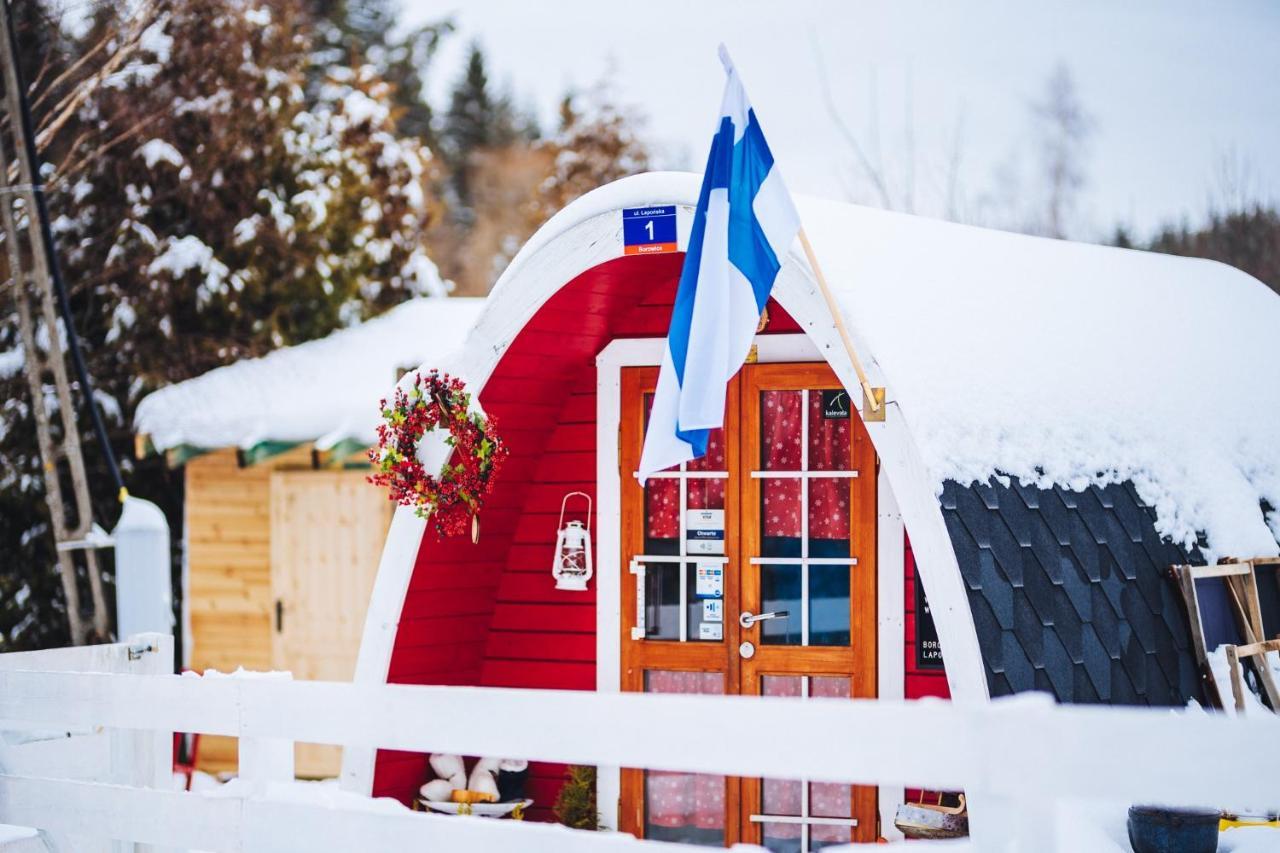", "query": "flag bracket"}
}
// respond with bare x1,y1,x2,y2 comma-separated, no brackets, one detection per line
863,387,886,422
